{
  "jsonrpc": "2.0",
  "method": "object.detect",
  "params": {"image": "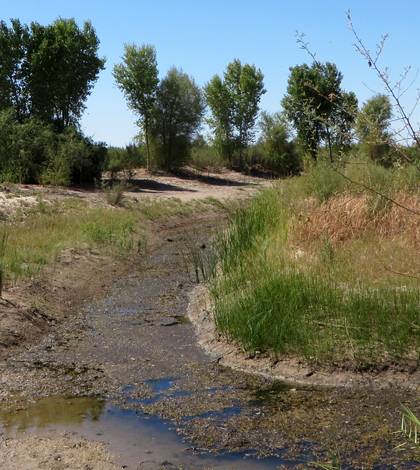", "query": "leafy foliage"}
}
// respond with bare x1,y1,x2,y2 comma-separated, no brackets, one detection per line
0,109,107,184
205,59,266,168
0,18,106,184
0,18,105,130
113,44,159,169
257,111,300,175
356,94,394,166
150,67,205,170
282,62,357,161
